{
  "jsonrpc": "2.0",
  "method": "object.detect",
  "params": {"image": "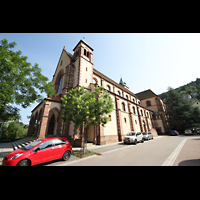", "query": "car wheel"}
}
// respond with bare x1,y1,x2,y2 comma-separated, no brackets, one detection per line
17,159,30,166
134,139,137,145
141,138,144,143
62,151,71,161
